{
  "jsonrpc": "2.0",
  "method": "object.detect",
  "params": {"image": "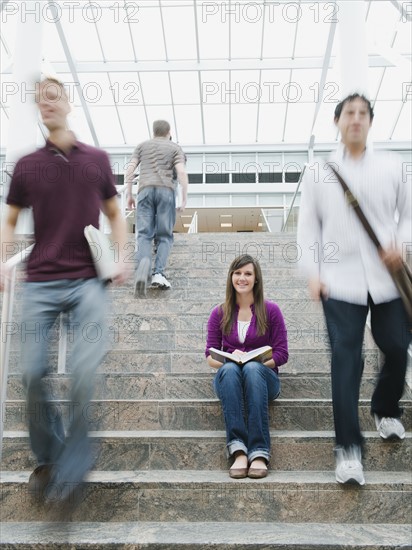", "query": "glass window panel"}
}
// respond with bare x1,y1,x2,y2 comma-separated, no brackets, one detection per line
231,104,258,144
42,21,67,63
174,105,203,144
188,174,203,184
162,6,197,60
67,107,94,145
229,70,261,104
186,154,204,172
94,12,134,61
257,103,287,143
284,152,307,172
394,21,412,53
117,106,150,147
201,71,230,105
204,154,230,173
391,101,411,142
257,153,282,166
78,73,113,107
378,67,409,101
368,67,385,100
140,73,172,105
230,8,263,59
171,72,200,104
368,100,400,141
232,194,254,206
367,1,399,49
312,102,338,143
88,106,125,146
259,70,296,104
196,4,229,59
231,154,256,171
261,9,295,58
203,105,230,143
259,172,282,183
286,69,324,104
130,6,166,60
206,174,229,184
204,195,230,207
294,4,333,58
232,173,256,183
60,12,103,62
187,196,204,207
108,73,143,106
284,103,315,143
